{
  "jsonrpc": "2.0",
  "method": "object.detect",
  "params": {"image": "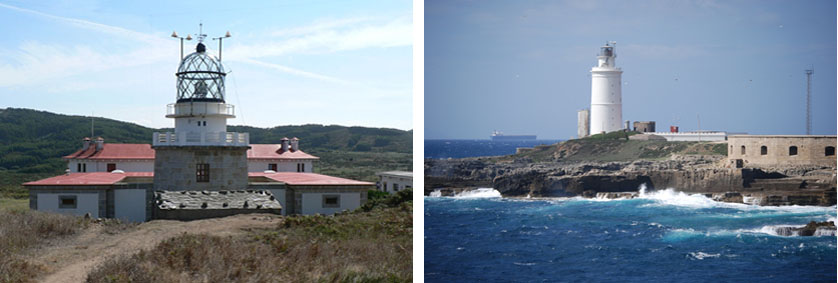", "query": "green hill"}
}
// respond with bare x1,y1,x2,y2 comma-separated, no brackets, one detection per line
0,108,412,197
